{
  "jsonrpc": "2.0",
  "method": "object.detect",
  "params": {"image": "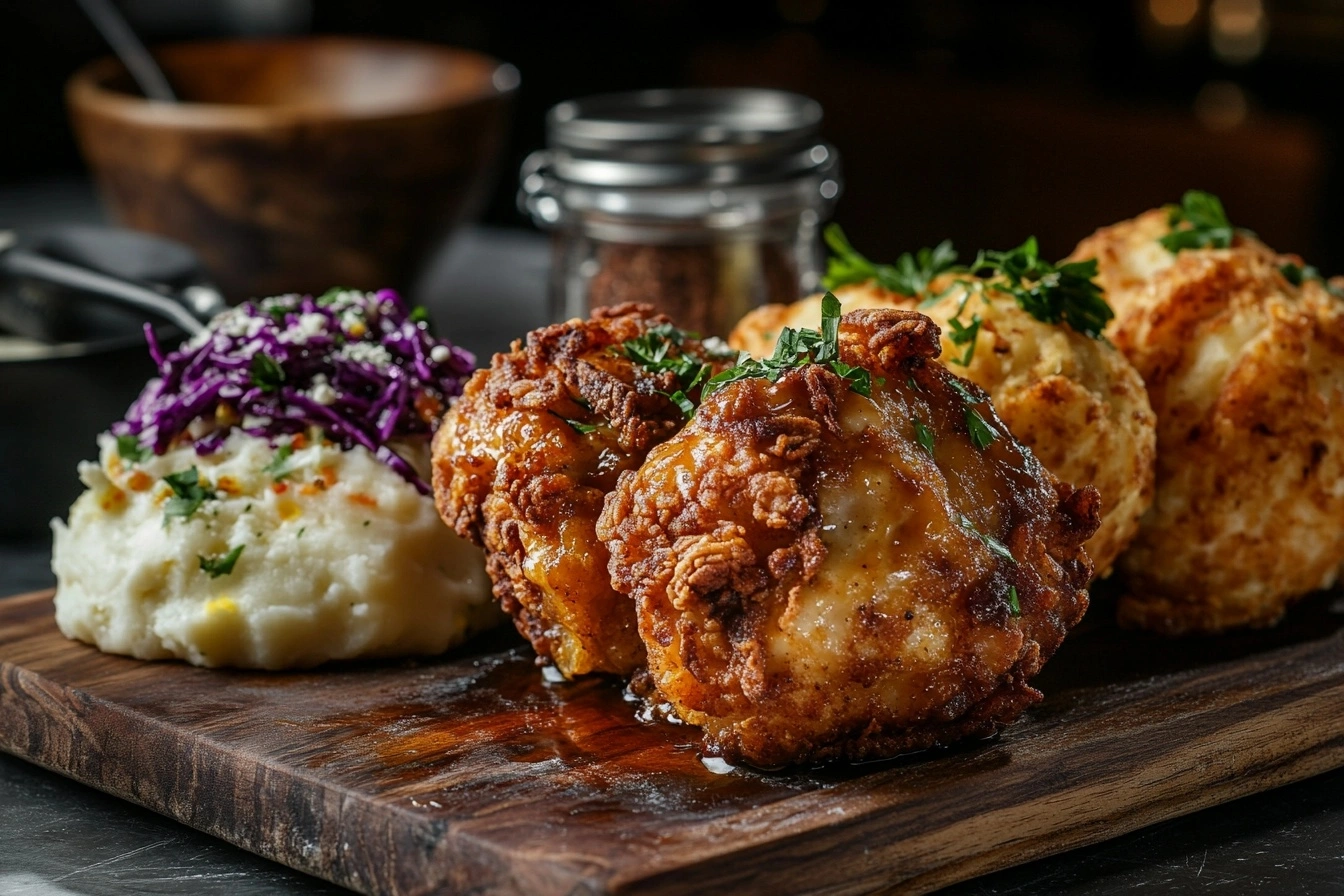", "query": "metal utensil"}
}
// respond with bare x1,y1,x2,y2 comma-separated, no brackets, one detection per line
74,0,176,102
0,225,225,342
